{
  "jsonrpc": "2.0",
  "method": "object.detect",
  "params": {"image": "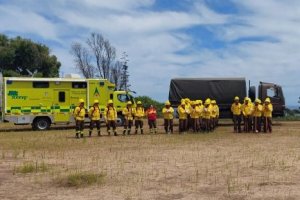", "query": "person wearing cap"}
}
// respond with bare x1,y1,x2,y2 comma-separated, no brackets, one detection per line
122,101,135,135
263,98,273,133
190,101,201,132
146,105,157,134
104,100,118,136
184,98,192,130
242,97,253,132
197,100,204,131
231,96,242,133
252,99,263,133
134,101,145,134
162,101,174,134
73,99,86,138
202,99,212,132
210,100,219,130
178,101,190,133
88,99,101,137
